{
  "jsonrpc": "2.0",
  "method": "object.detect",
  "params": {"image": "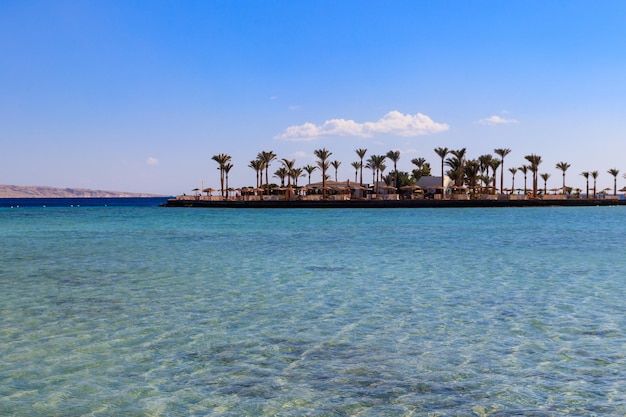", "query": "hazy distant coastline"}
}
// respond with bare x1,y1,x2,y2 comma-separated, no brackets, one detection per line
0,184,165,198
